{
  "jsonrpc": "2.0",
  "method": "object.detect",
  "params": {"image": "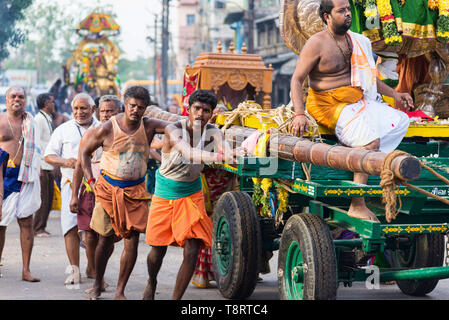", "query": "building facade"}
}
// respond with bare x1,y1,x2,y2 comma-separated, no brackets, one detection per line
253,0,297,107
176,0,235,80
